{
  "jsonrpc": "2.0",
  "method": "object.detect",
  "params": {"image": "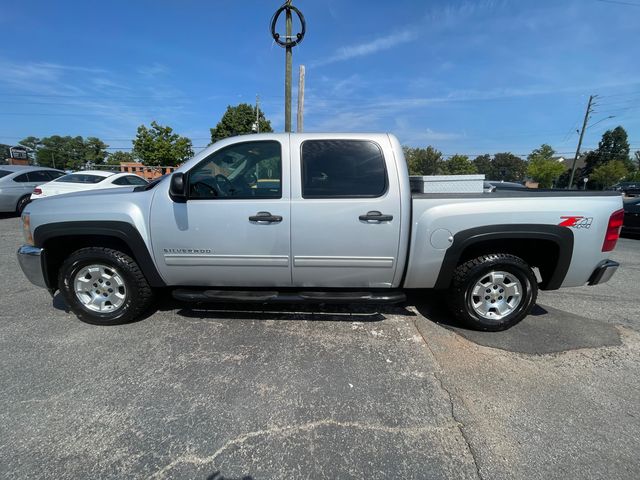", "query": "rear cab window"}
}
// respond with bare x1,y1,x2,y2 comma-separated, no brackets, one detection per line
0,170,11,179
301,140,387,198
